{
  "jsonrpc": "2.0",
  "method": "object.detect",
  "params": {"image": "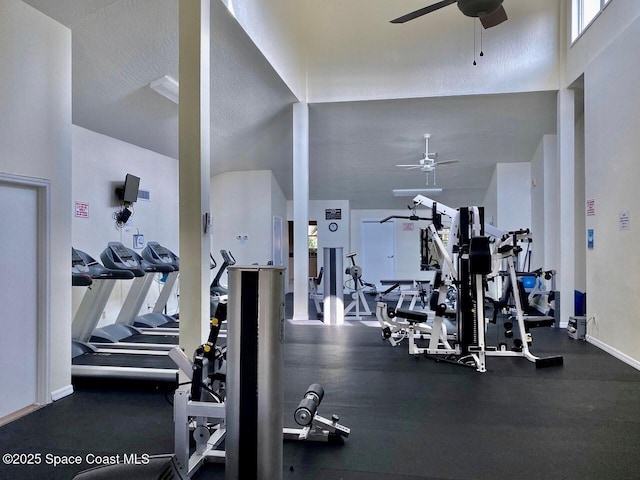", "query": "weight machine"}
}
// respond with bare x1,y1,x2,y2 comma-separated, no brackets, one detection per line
376,195,562,372
170,268,350,479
